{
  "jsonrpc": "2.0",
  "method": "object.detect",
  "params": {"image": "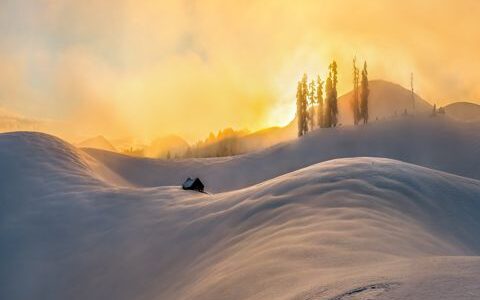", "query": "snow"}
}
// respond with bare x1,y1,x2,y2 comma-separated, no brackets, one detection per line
86,117,480,193
76,135,117,152
444,101,480,123
337,80,432,125
1,118,480,299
